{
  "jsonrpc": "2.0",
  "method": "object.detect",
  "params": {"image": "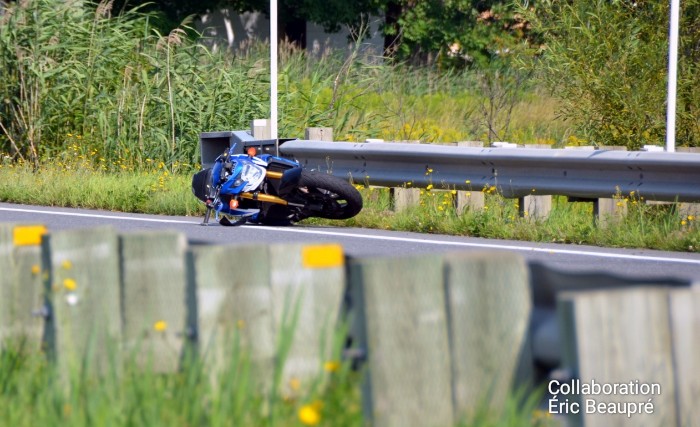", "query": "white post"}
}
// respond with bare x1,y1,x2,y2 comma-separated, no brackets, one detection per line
270,0,279,154
666,0,680,153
